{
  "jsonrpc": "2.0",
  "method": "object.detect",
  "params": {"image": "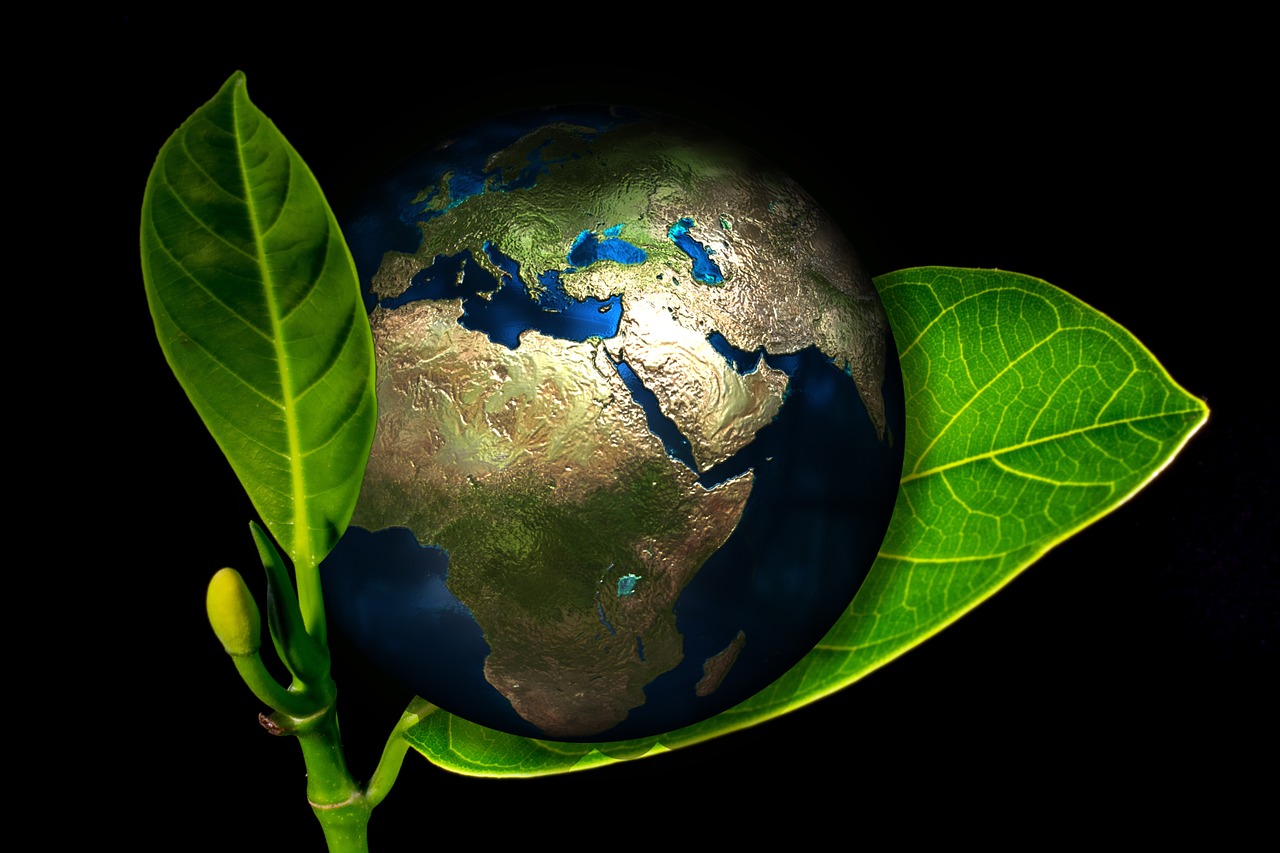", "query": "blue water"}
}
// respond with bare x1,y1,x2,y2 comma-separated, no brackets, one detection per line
613,361,697,469
341,106,634,304
321,526,544,738
596,600,617,635
567,227,648,269
667,217,725,284
612,336,904,741
382,247,623,349
708,331,765,374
